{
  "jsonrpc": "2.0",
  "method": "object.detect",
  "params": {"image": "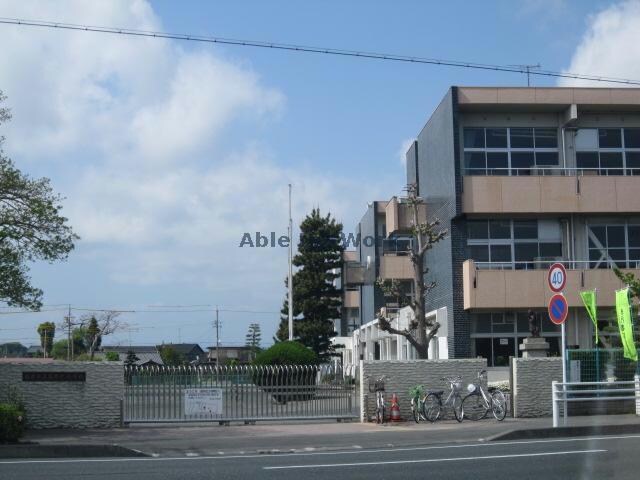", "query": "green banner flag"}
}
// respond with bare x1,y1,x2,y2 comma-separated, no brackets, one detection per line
615,288,638,362
580,290,598,345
